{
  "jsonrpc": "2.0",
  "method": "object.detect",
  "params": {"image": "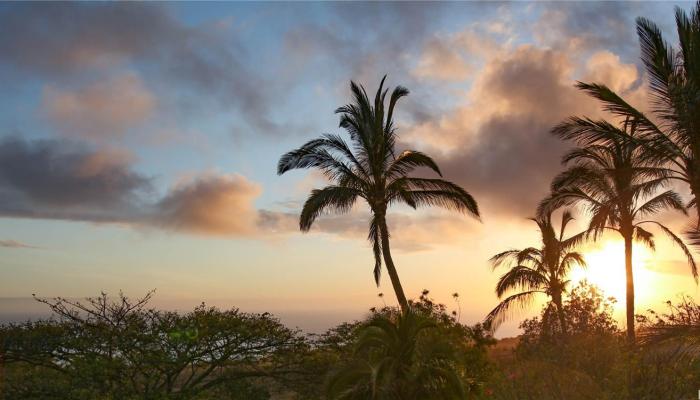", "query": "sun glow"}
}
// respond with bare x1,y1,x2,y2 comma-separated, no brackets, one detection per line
570,241,656,310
